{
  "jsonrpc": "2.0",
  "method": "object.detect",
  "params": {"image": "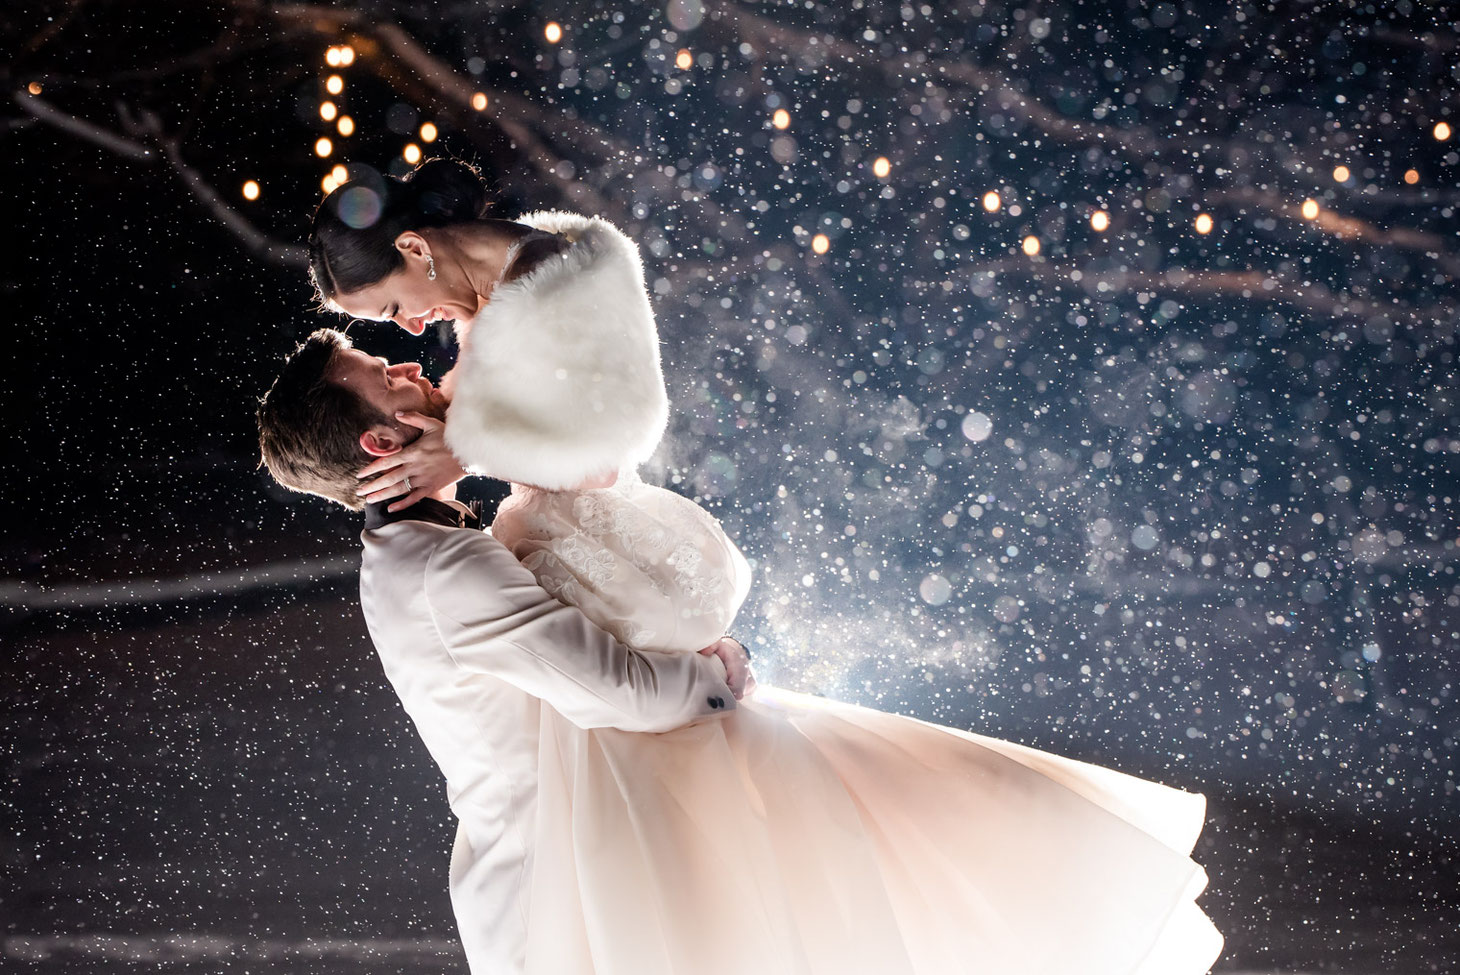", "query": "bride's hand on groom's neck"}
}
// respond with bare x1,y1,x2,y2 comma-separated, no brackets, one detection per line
356,411,469,512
